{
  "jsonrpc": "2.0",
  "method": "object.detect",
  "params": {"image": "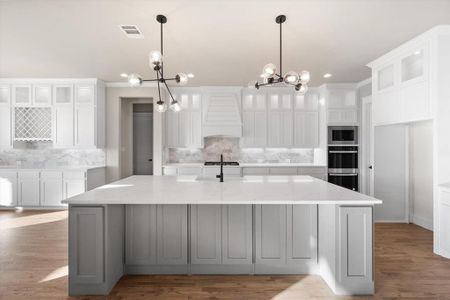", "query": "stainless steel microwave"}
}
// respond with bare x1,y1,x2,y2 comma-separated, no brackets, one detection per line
328,126,358,145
